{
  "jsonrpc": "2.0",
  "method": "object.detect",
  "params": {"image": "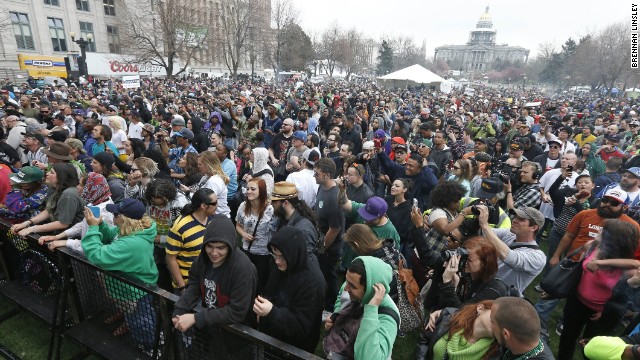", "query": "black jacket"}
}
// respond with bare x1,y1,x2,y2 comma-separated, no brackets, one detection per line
258,226,325,353
532,152,562,174
173,215,257,328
